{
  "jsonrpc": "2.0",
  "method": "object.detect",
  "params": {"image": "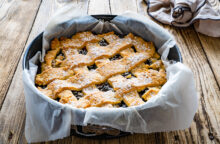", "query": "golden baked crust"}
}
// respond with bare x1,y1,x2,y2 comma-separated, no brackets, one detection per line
35,31,166,108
